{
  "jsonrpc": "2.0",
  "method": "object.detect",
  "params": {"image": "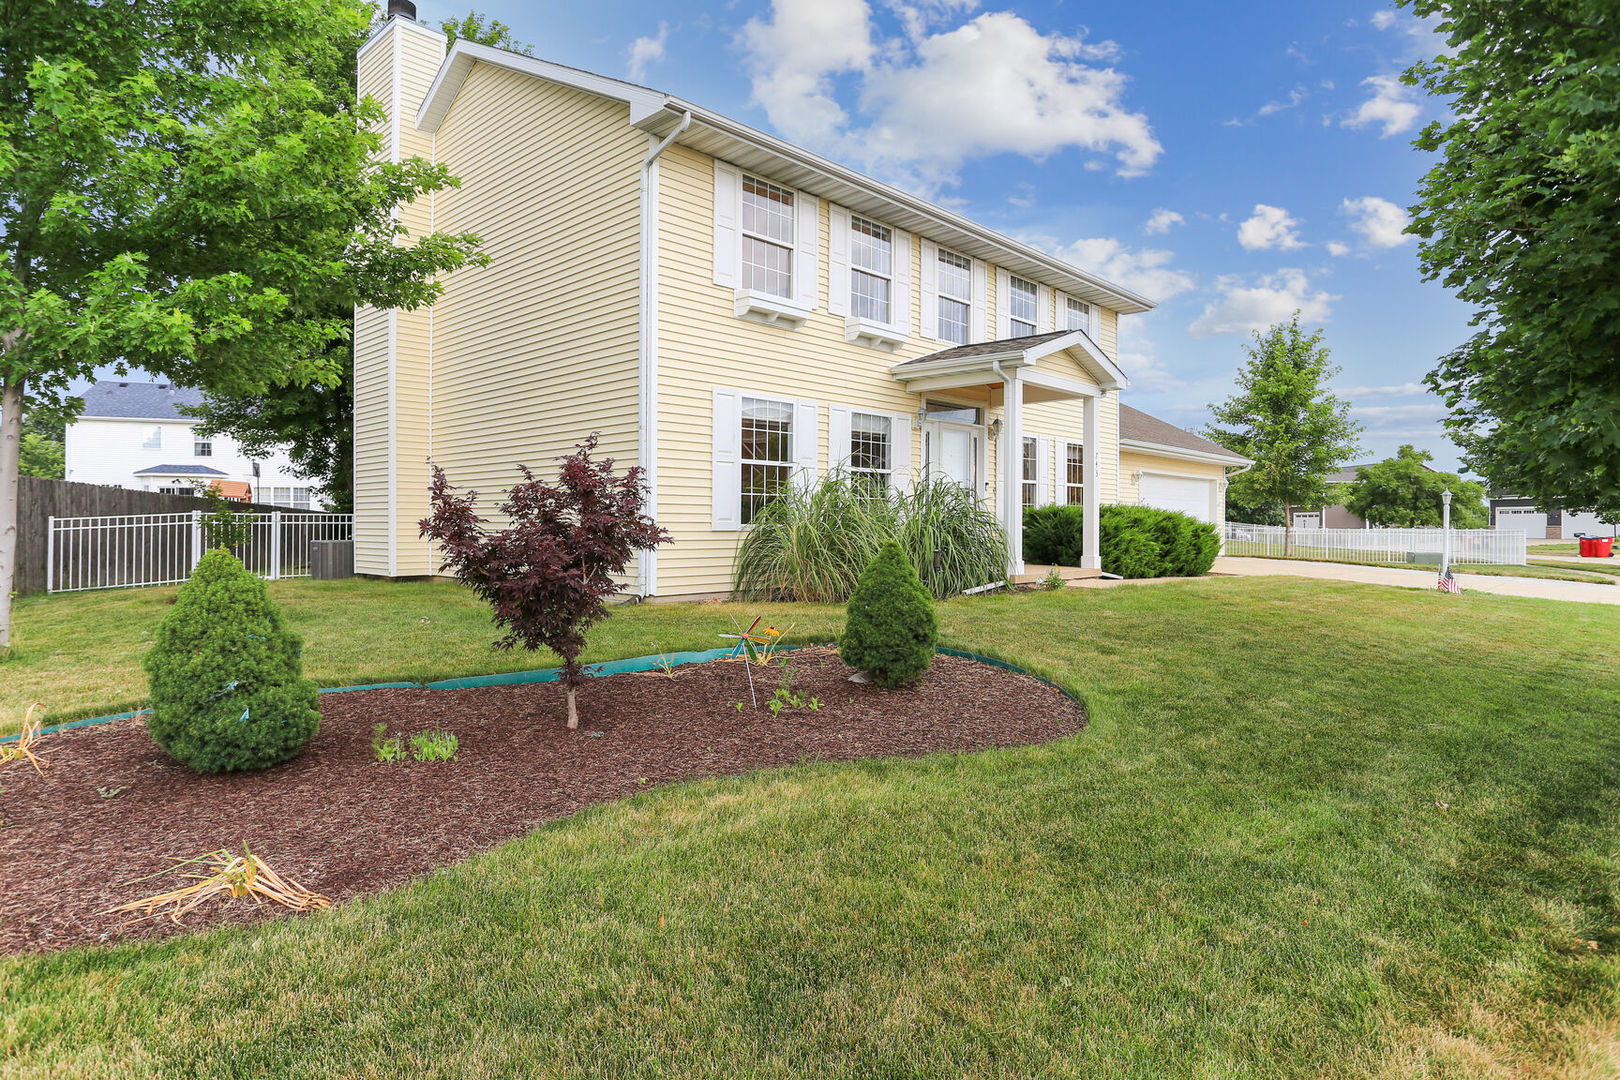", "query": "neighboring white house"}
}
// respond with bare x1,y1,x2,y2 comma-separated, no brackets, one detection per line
65,381,323,509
